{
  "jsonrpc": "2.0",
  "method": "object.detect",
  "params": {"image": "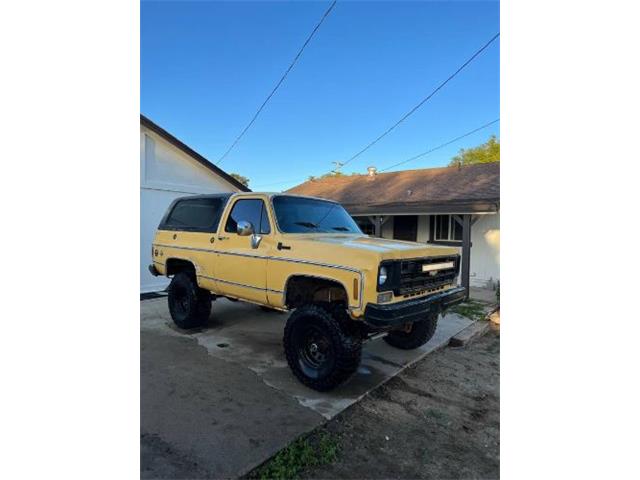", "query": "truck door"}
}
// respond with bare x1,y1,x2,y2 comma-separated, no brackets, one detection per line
215,197,273,304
